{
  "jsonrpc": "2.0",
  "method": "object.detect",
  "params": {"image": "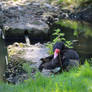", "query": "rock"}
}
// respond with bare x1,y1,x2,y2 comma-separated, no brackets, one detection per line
42,12,59,25
4,60,27,84
76,7,92,23
0,1,60,42
59,5,92,23
22,43,49,64
41,69,52,76
8,42,49,67
3,4,49,41
13,42,20,47
5,42,51,84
